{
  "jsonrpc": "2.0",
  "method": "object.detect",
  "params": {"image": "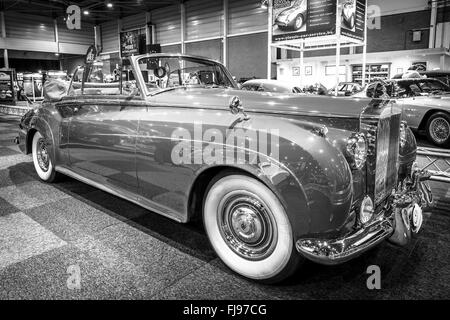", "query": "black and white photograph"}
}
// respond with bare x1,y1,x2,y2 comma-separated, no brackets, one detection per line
0,0,449,310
